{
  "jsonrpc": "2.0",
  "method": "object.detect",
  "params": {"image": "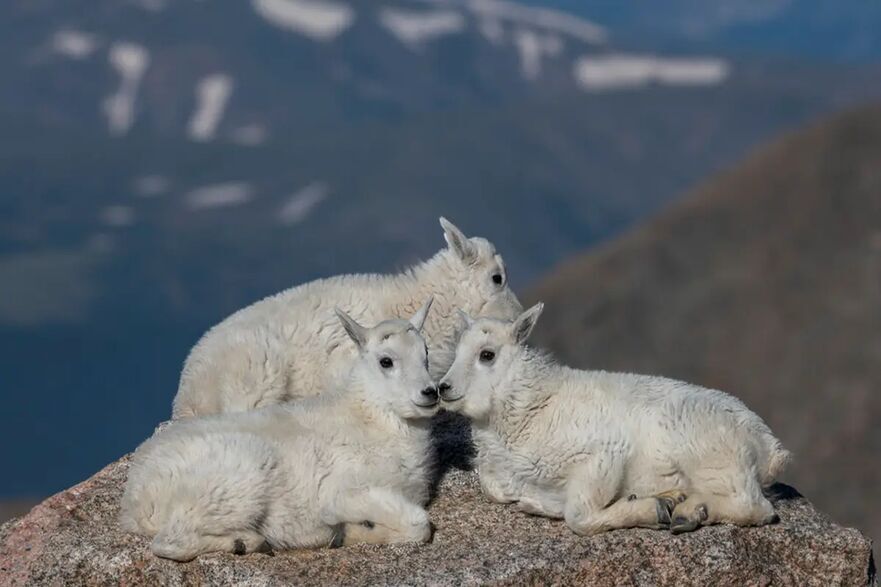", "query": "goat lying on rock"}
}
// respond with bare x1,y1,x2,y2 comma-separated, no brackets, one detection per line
121,301,439,561
172,217,521,419
439,303,791,535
